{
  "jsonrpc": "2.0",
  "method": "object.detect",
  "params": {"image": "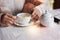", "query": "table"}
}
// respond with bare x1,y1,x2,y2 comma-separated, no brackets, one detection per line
49,9,60,23
52,9,60,20
0,23,60,40
54,9,60,23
